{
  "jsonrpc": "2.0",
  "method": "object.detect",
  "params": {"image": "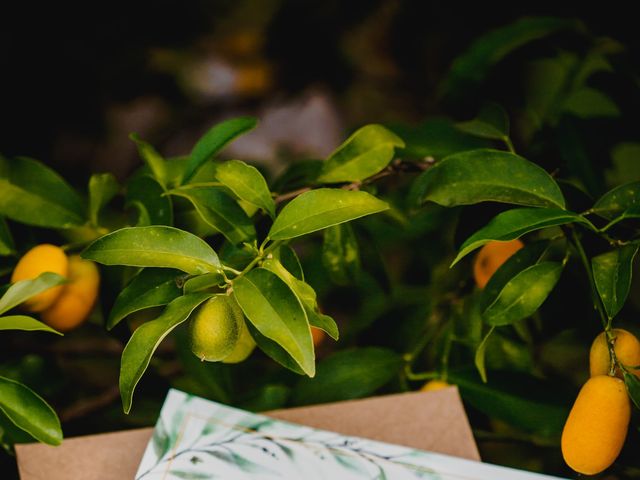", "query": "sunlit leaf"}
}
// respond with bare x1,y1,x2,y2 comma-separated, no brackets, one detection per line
317,125,404,183
0,315,62,335
0,156,85,228
268,189,389,240
0,272,67,315
82,226,221,274
483,262,563,326
183,117,258,183
130,133,168,188
0,375,62,445
120,293,212,413
212,160,275,218
411,149,565,209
